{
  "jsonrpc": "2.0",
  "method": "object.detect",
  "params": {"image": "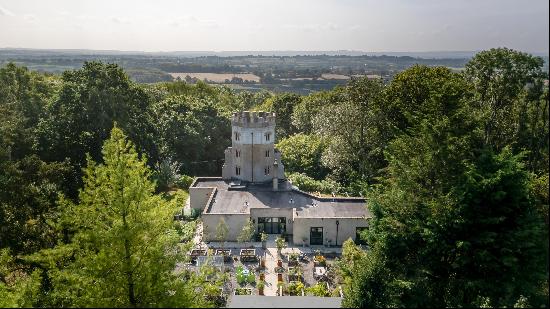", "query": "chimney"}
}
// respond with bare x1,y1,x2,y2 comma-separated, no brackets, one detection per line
273,160,279,191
